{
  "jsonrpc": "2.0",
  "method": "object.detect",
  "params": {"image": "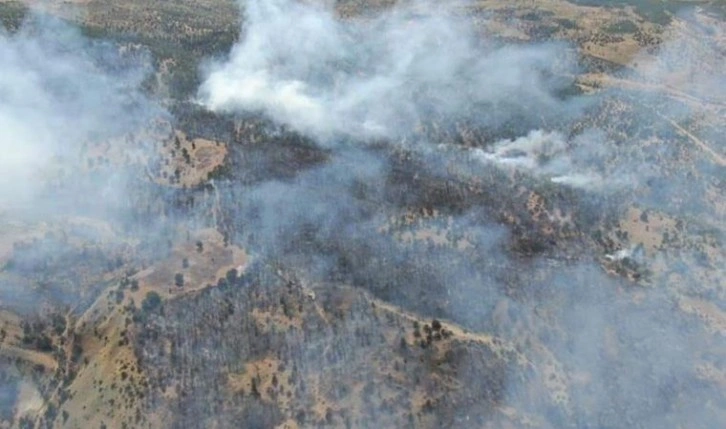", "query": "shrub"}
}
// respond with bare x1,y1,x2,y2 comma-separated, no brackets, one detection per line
141,292,162,313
